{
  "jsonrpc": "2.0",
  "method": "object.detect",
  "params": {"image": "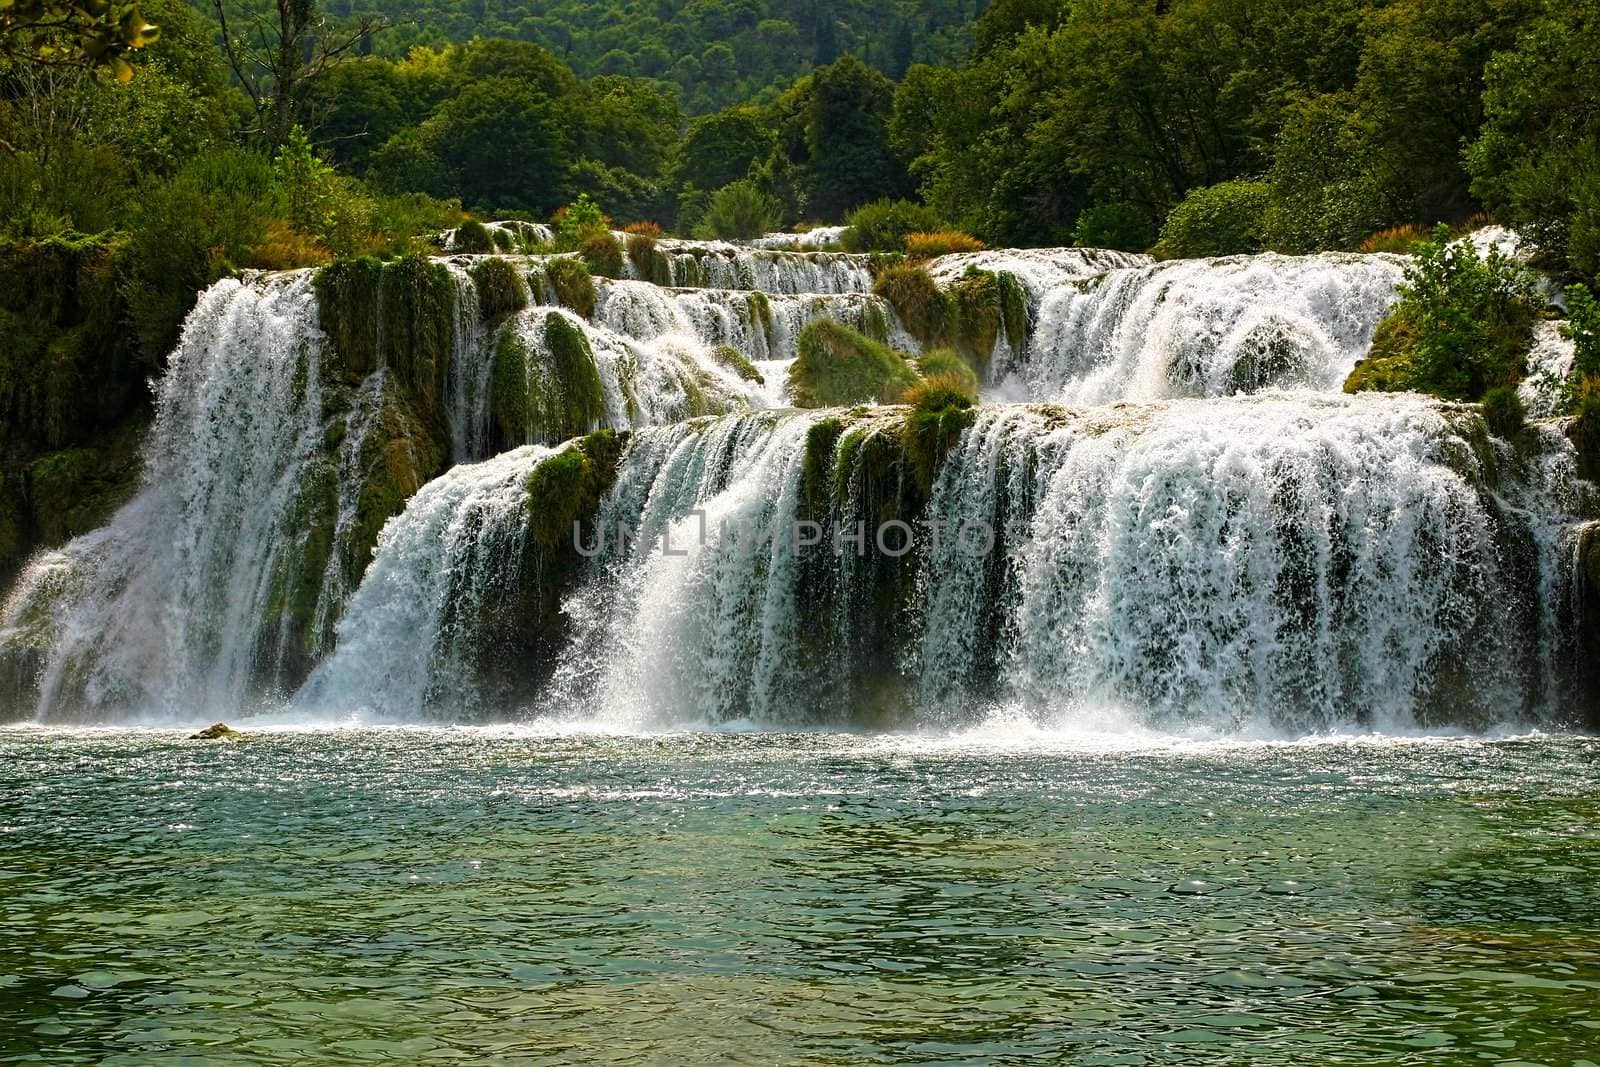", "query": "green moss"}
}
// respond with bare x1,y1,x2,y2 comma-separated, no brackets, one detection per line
788,320,921,408
626,233,673,285
1481,384,1526,439
491,313,608,447
916,349,979,395
802,417,844,514
315,257,384,384
580,232,625,279
948,269,1001,371
350,389,448,581
859,300,891,344
543,257,597,319
1344,313,1421,394
874,263,957,351
260,457,340,670
469,257,529,321
453,220,495,253
902,402,977,494
378,253,457,417
26,413,147,545
525,429,626,549
998,271,1029,352
710,344,764,384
